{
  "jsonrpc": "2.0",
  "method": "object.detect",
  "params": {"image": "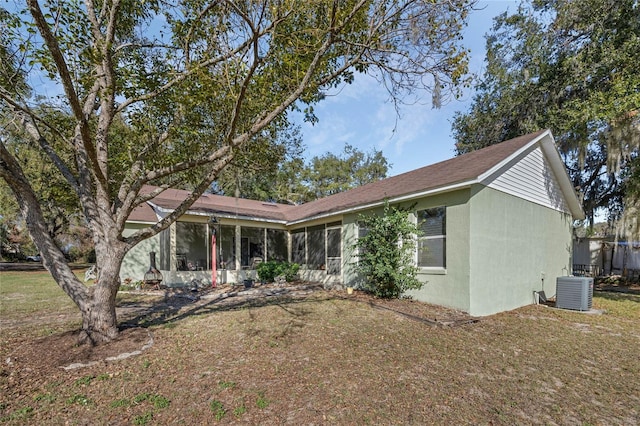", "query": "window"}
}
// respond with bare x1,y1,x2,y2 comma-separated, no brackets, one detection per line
417,207,446,268
356,222,369,261
308,225,325,269
241,226,264,268
218,225,236,270
326,227,341,275
292,228,306,265
176,222,208,270
291,223,342,272
267,229,288,262
159,228,171,270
